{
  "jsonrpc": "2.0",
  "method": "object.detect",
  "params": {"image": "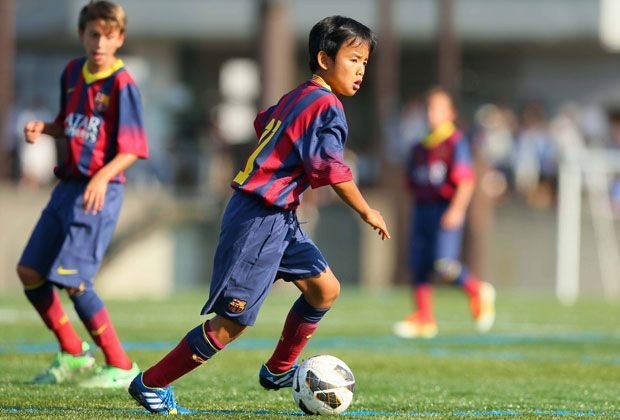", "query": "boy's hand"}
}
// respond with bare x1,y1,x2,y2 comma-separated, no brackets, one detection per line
24,121,45,144
361,209,391,240
83,175,108,215
440,206,465,230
